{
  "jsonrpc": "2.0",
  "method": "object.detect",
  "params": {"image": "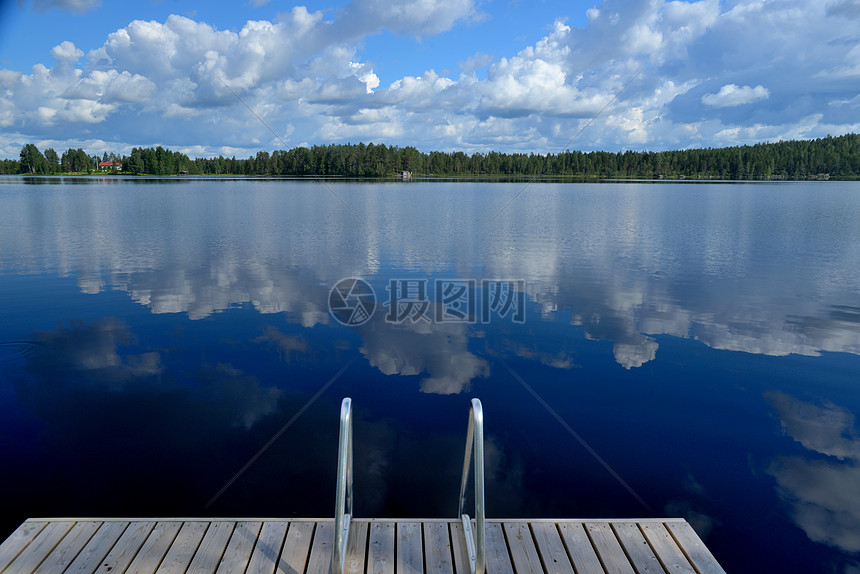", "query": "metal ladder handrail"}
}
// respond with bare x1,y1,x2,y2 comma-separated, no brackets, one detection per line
458,398,485,574
332,397,353,574
332,397,484,574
